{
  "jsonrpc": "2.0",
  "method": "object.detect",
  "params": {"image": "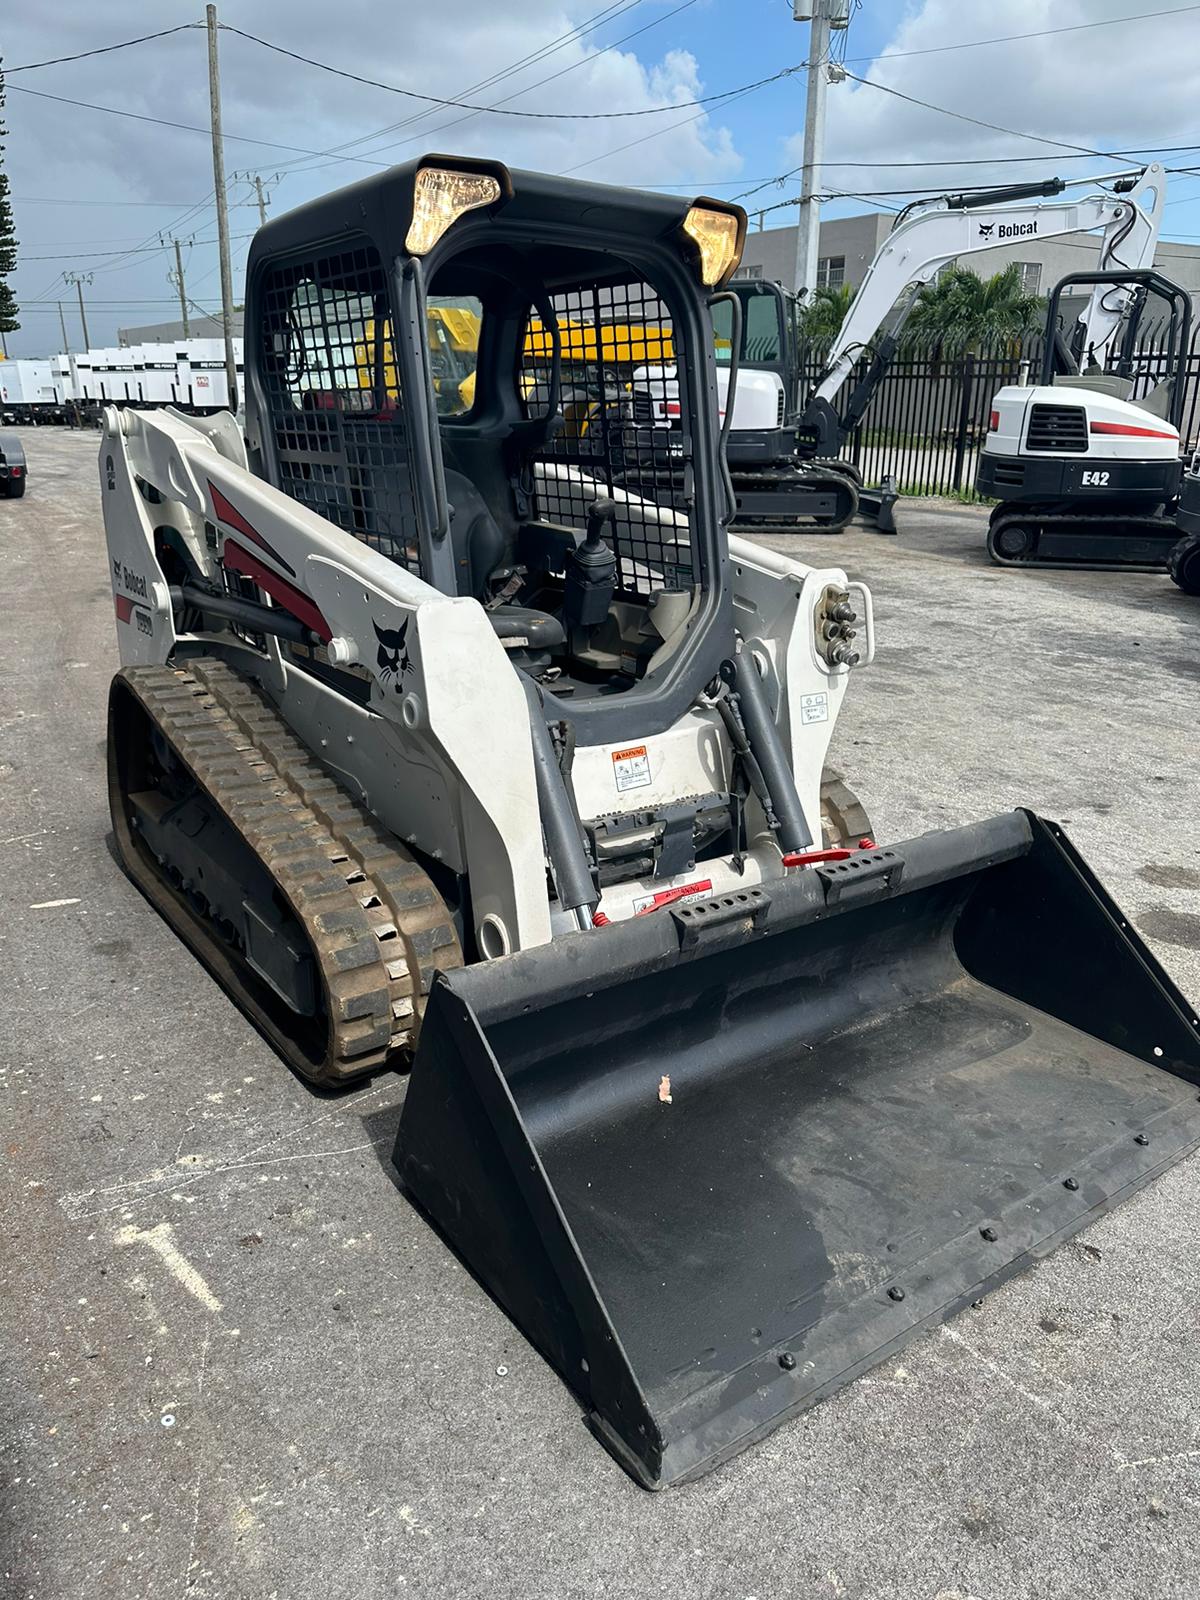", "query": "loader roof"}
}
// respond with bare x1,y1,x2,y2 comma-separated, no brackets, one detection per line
245,154,743,279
